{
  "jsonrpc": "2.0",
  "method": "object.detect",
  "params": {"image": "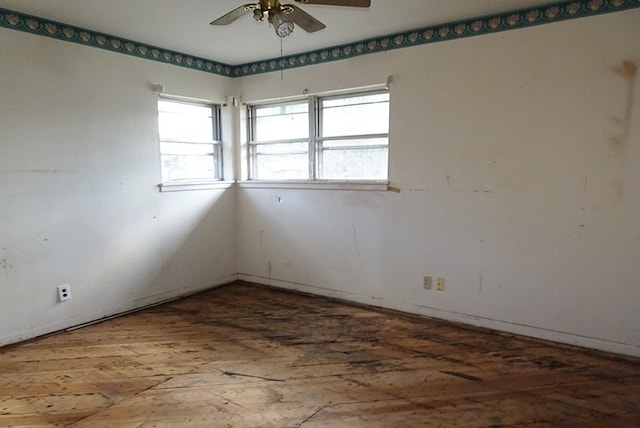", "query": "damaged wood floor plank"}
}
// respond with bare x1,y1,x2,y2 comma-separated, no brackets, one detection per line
0,281,639,427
